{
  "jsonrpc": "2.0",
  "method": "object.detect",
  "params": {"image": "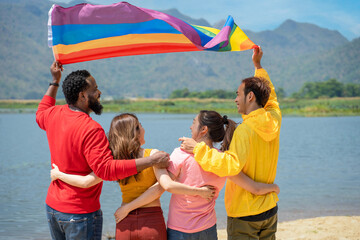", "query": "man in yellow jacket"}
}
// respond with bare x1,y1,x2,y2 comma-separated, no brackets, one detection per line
180,46,281,239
